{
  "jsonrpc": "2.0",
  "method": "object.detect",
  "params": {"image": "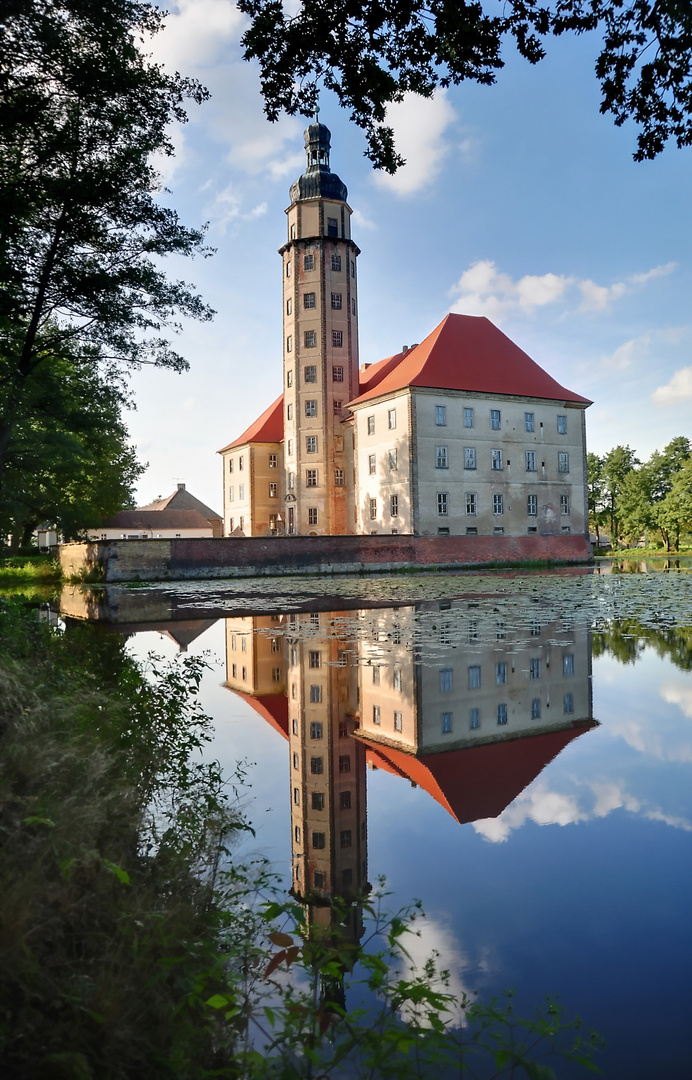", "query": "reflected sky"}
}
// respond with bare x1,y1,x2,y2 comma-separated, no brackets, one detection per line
63,570,692,1080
